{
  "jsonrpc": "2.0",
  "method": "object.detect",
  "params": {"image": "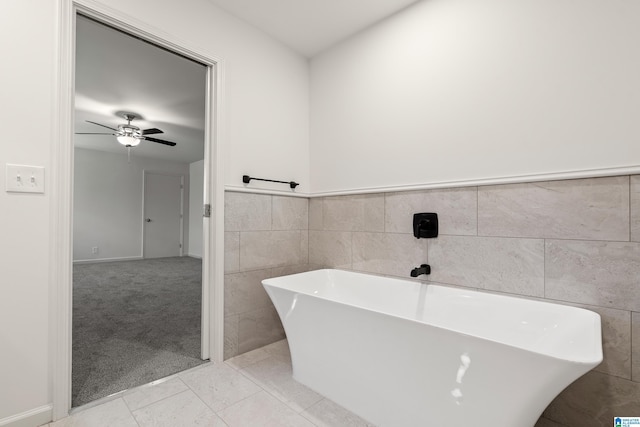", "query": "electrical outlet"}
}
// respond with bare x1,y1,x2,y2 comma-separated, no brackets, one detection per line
91,246,99,254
